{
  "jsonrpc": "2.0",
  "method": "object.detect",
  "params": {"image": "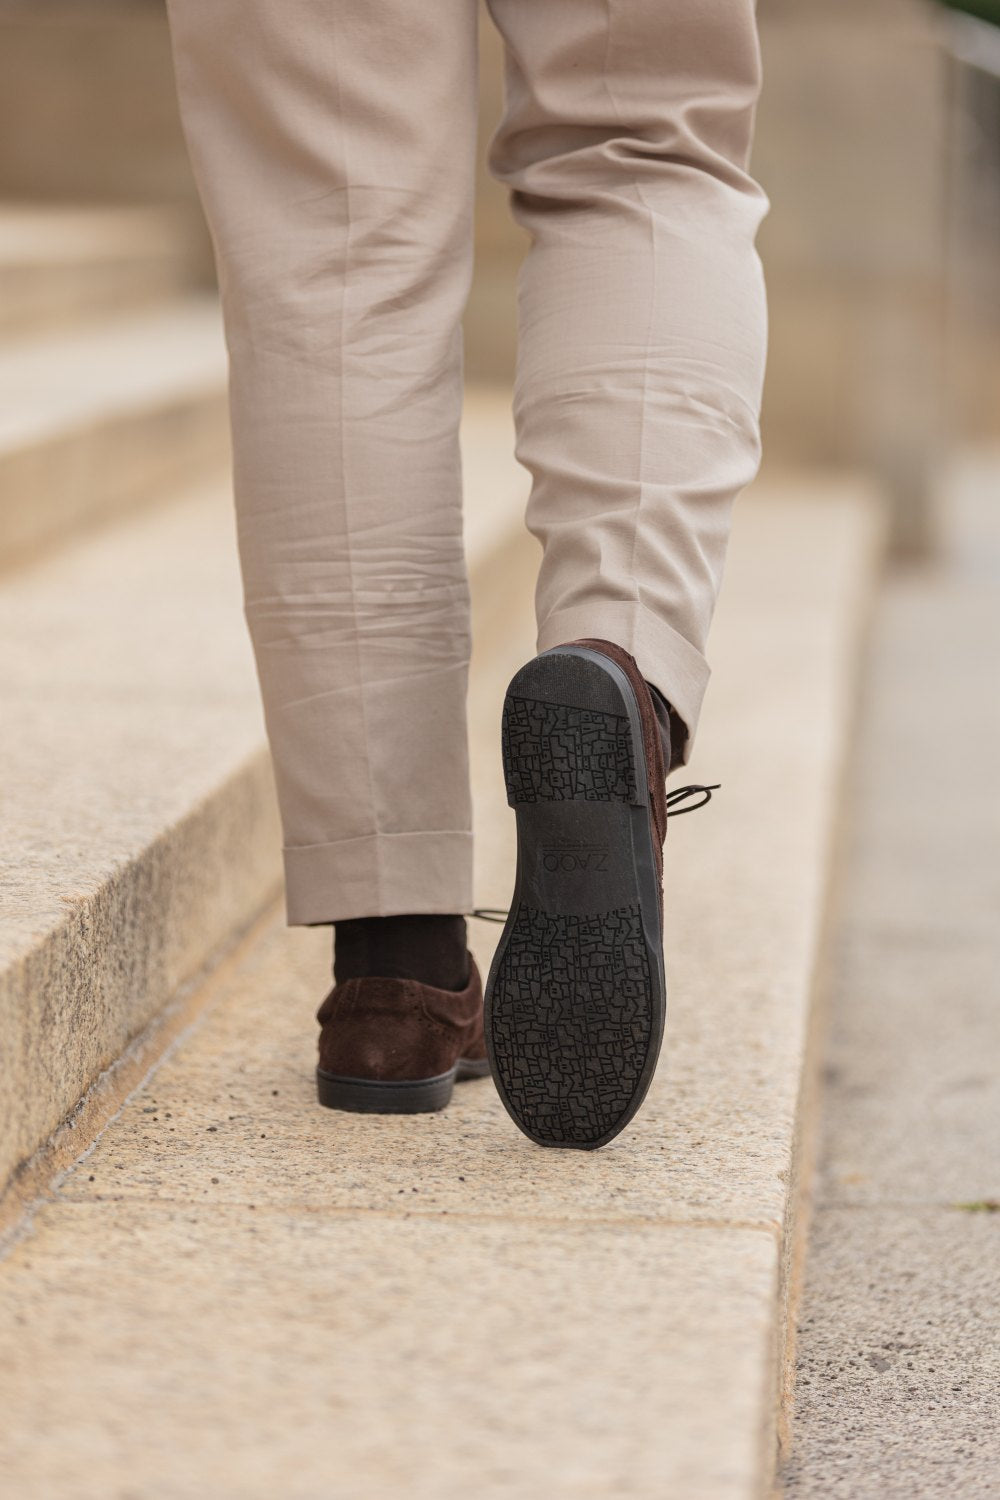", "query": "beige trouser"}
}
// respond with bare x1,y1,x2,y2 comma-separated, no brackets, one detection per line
164,0,769,925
